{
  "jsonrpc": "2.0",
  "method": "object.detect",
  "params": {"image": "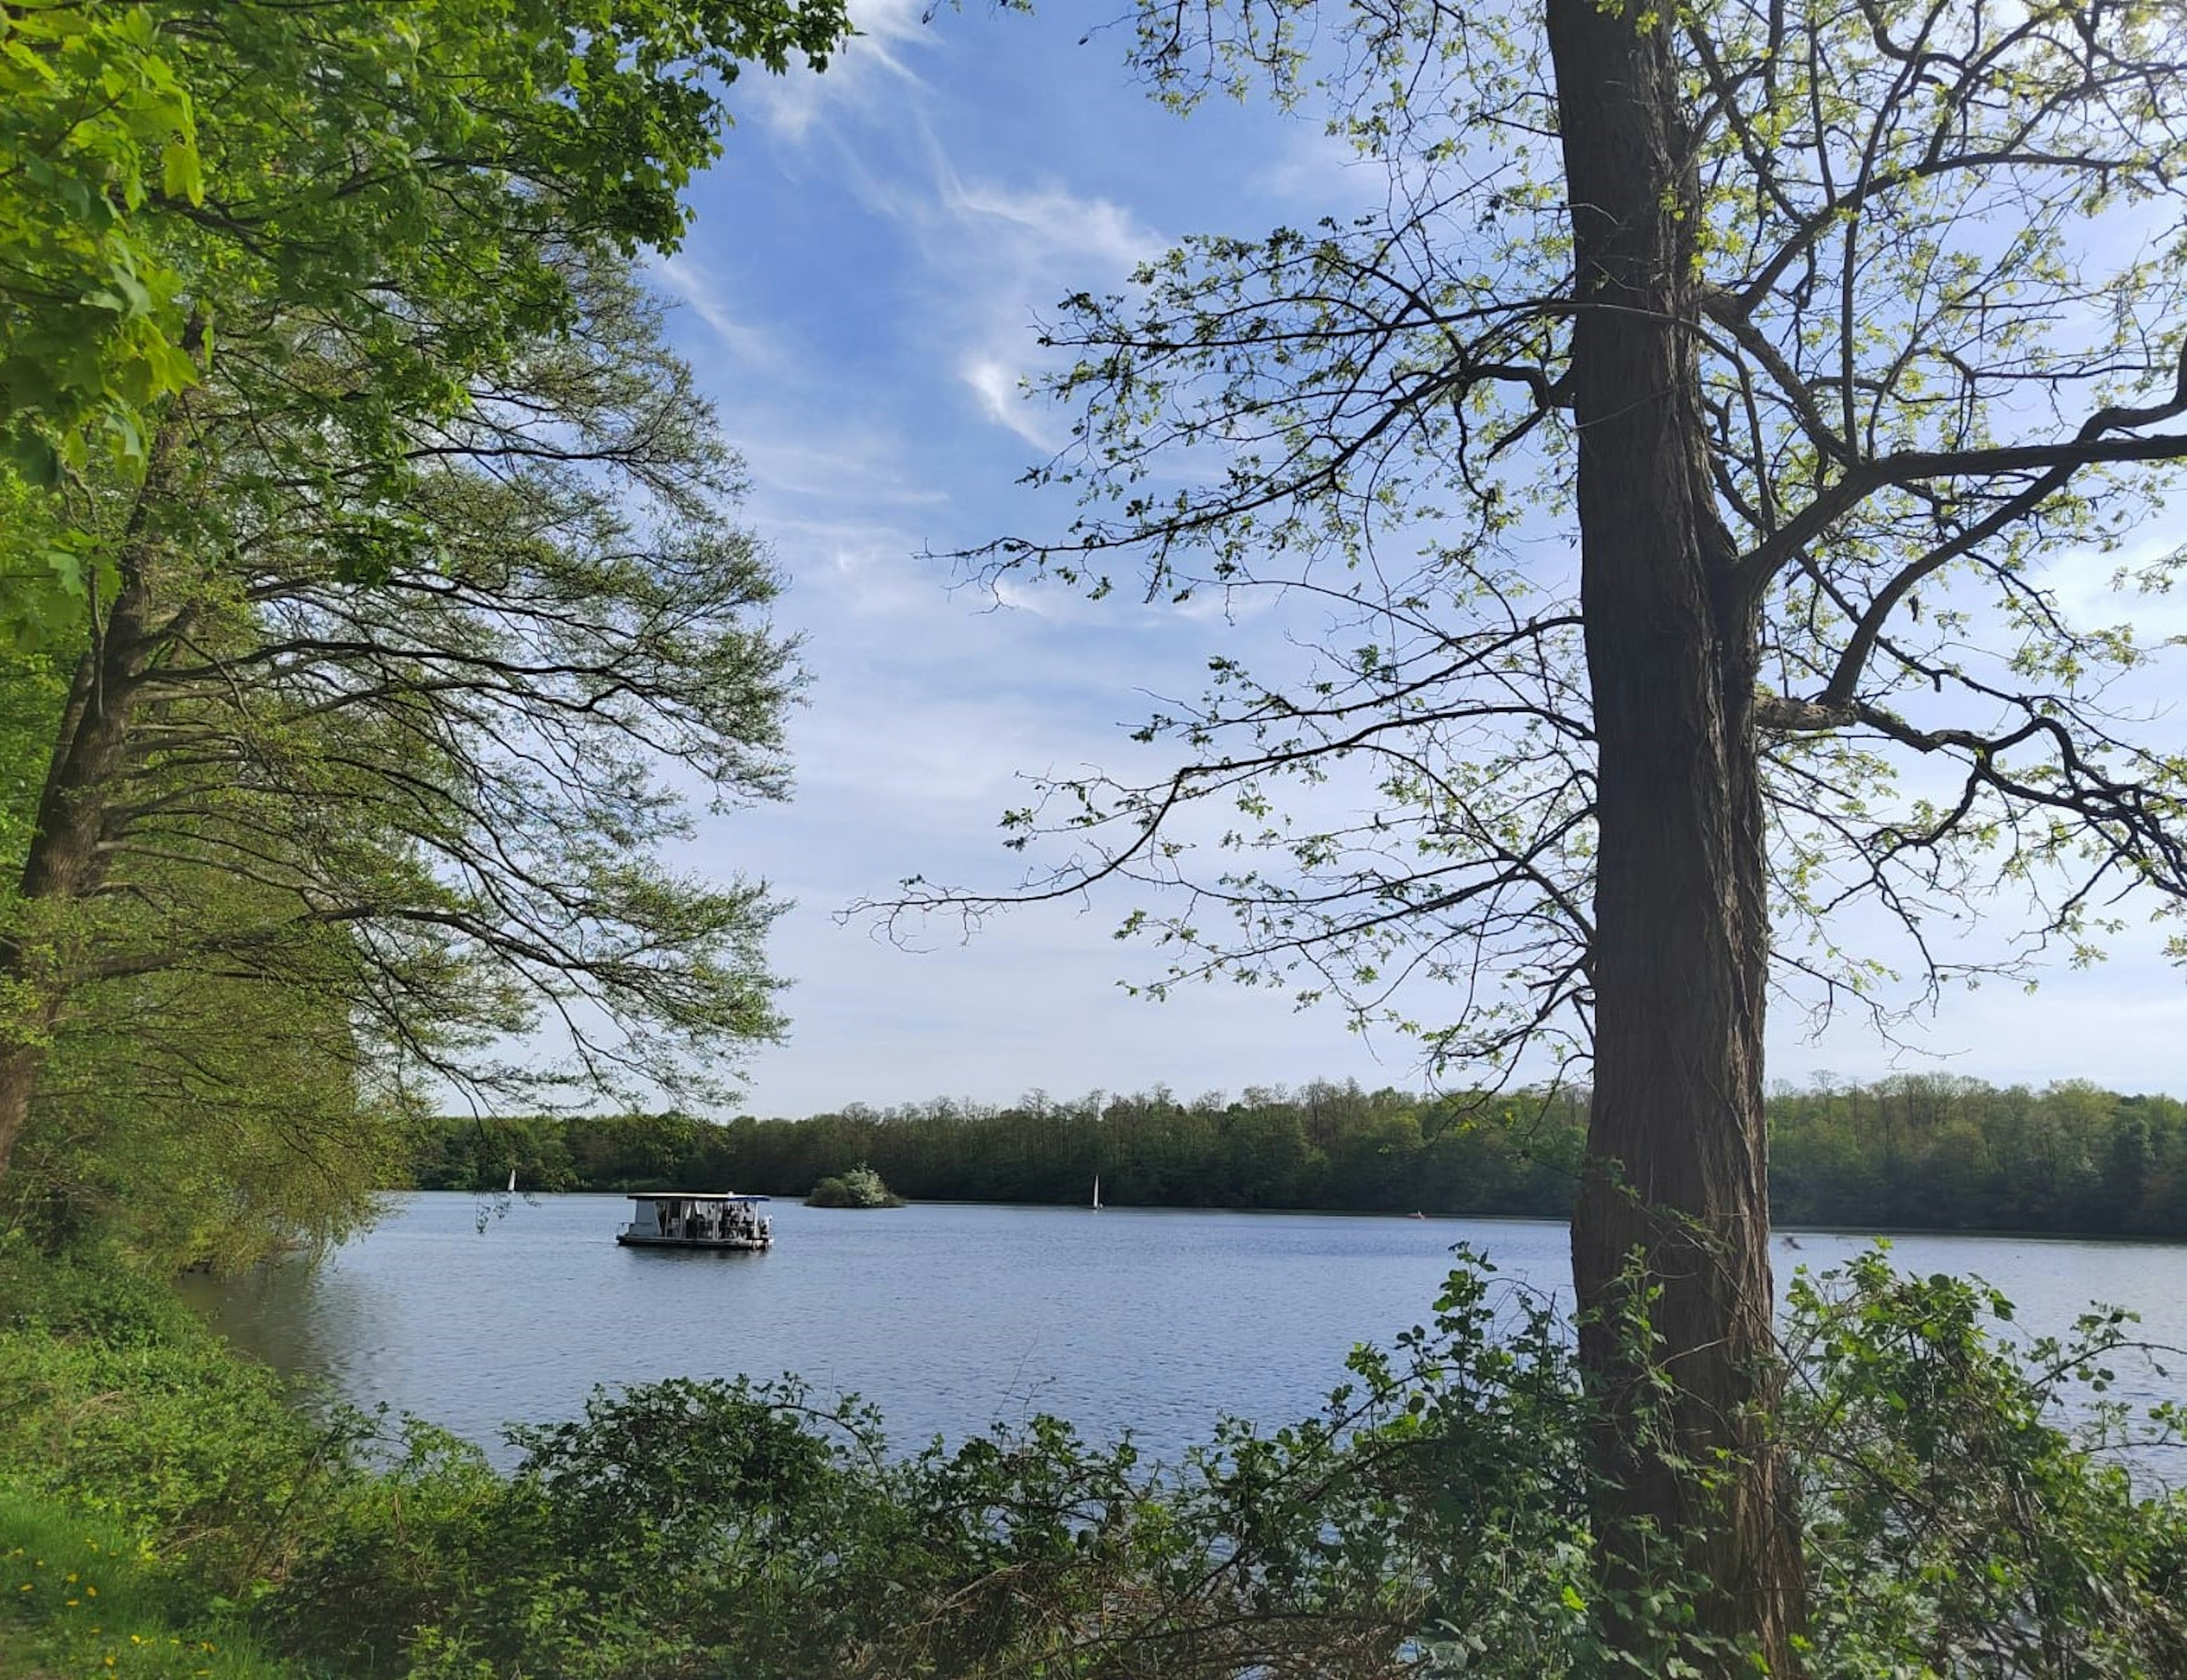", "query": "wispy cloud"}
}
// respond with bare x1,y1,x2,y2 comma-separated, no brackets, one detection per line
960,357,1058,449
746,0,936,142
935,173,1164,271
649,252,792,371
